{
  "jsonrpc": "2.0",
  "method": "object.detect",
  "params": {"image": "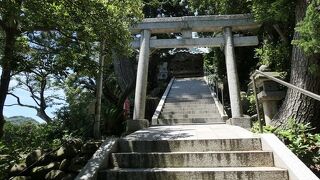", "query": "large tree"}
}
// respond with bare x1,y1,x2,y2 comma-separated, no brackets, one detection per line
273,0,320,129
0,0,142,138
